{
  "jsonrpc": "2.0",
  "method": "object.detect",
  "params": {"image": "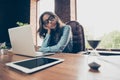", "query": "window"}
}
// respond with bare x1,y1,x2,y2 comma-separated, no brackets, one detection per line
77,0,120,49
